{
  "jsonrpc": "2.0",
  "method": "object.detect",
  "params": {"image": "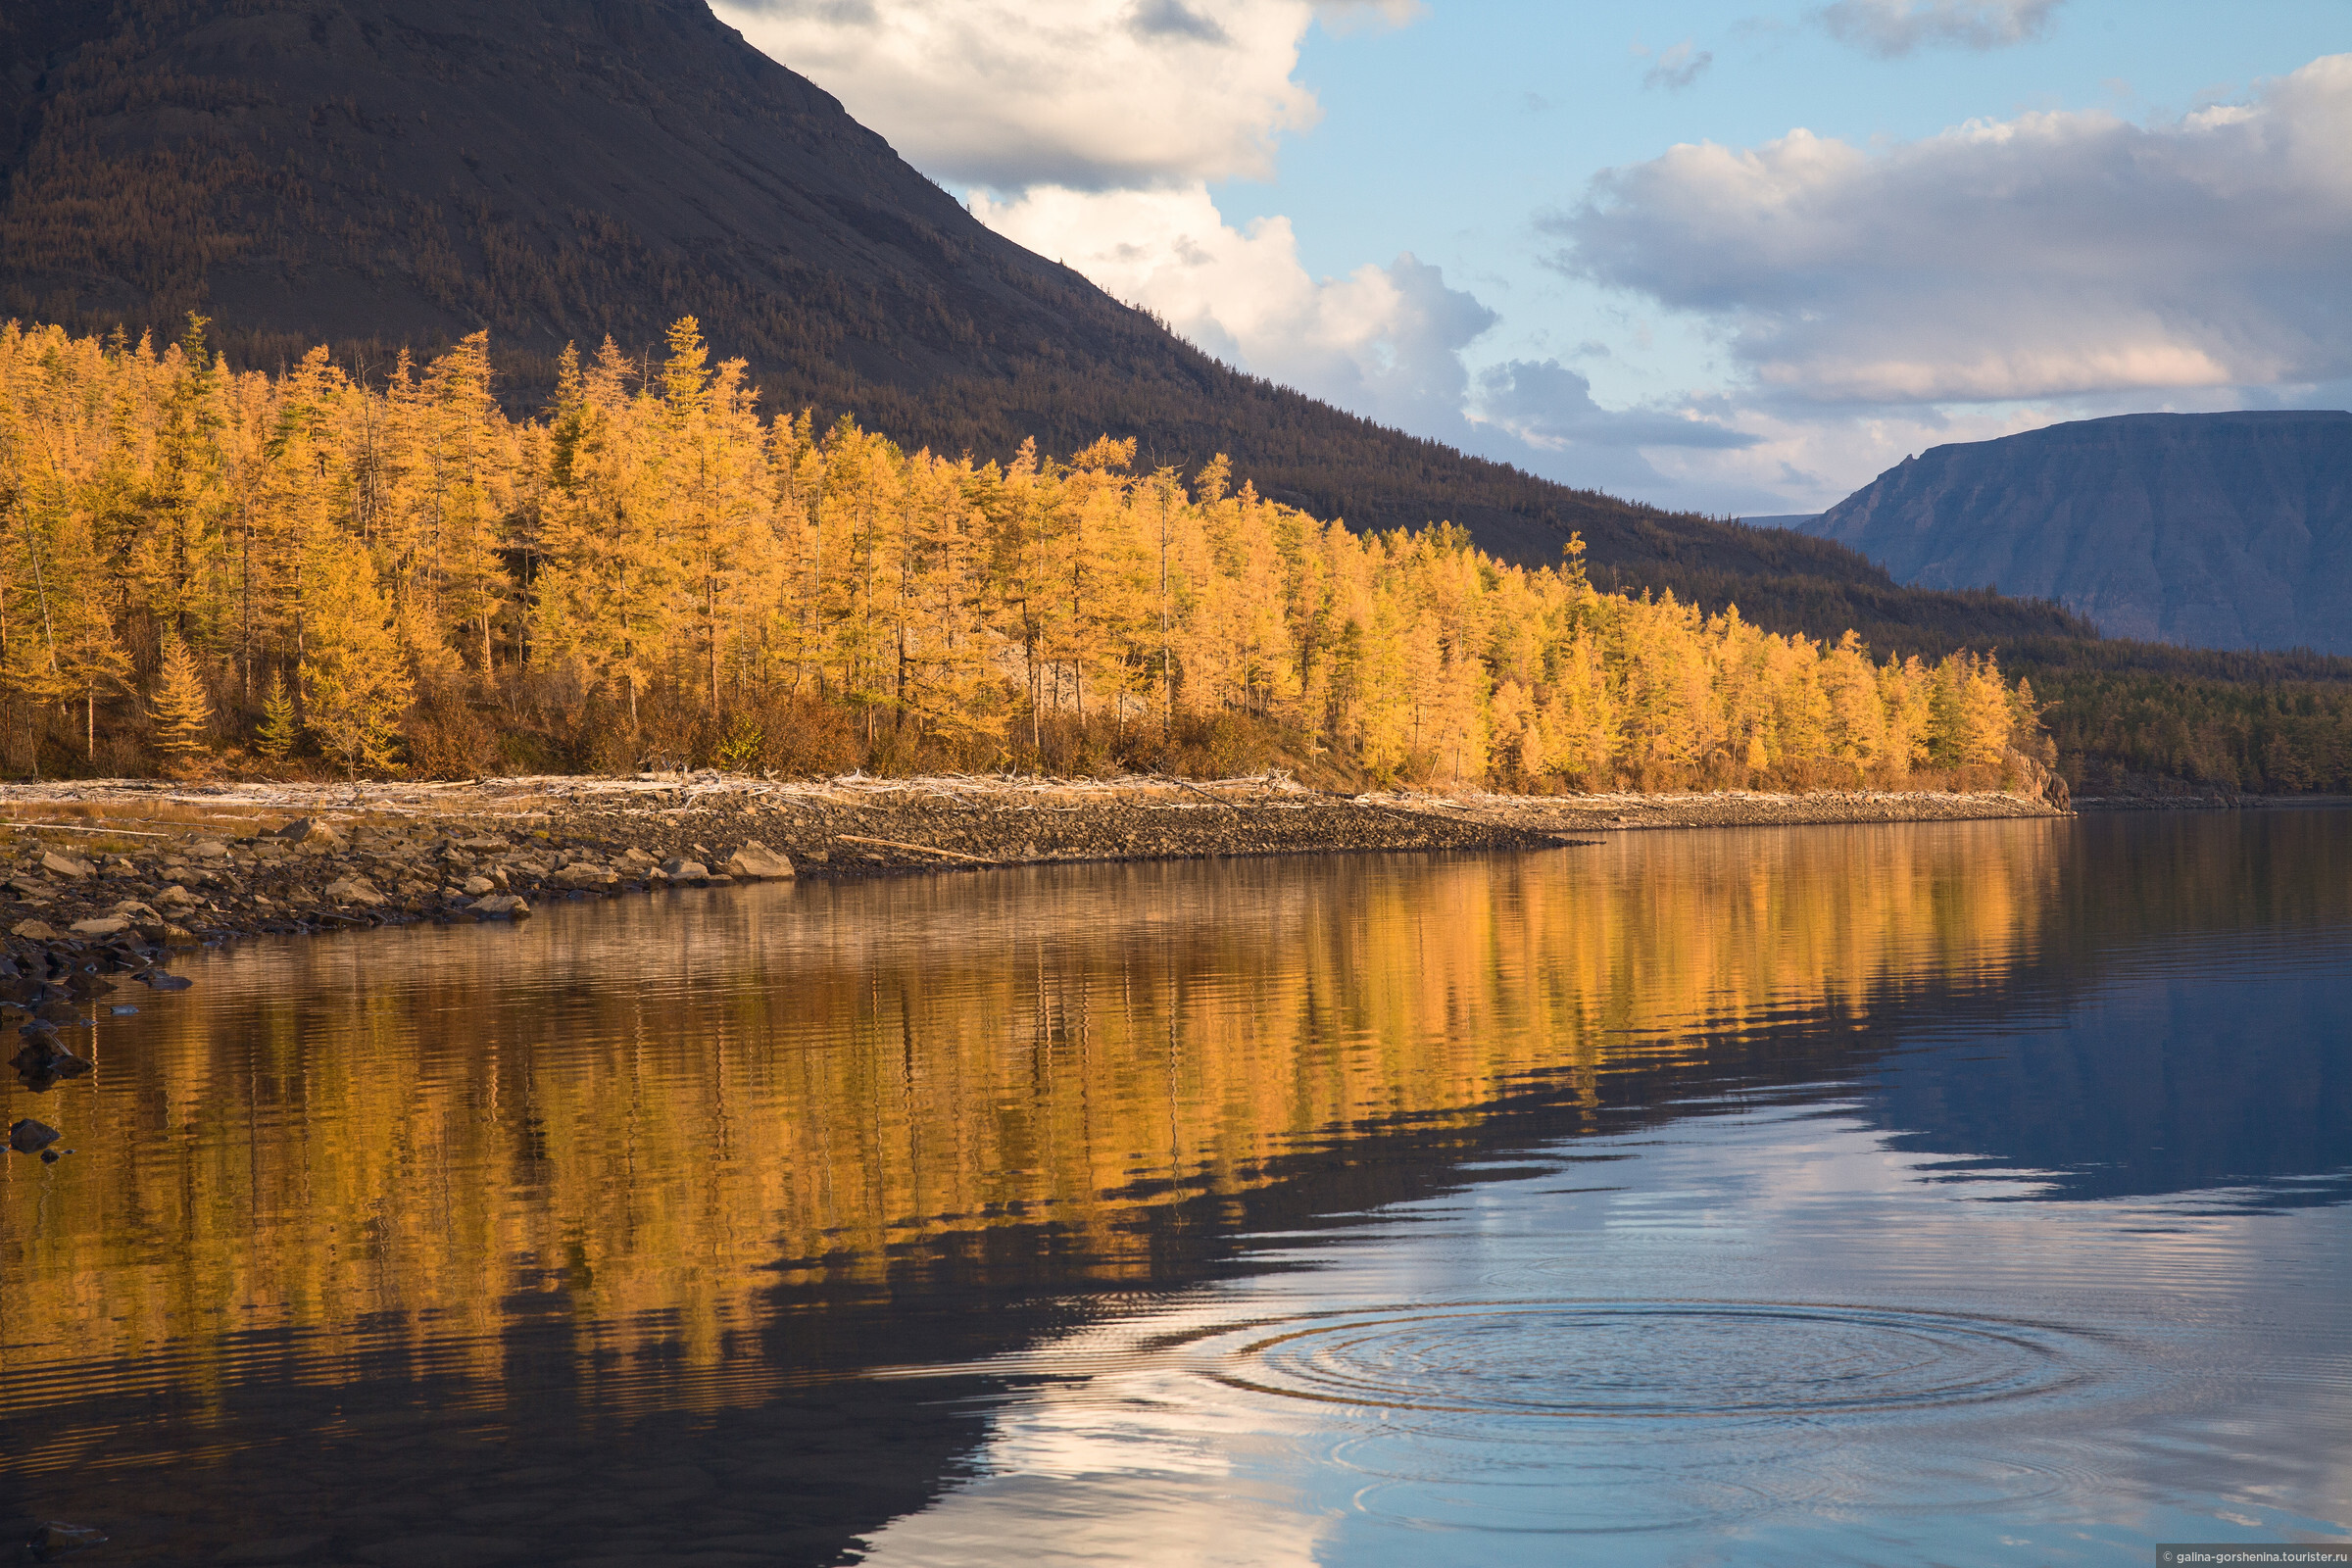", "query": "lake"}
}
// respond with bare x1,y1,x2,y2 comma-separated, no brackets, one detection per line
4,811,2348,1565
